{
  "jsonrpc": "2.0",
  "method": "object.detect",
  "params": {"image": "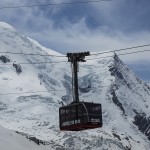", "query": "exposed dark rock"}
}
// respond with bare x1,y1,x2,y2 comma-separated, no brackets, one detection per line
0,101,8,110
111,90,125,114
115,71,124,80
134,113,150,141
125,146,131,150
64,74,72,83
17,95,54,104
79,85,91,93
38,73,58,86
27,136,40,145
79,75,92,93
27,136,49,145
109,66,116,76
15,131,47,145
125,137,129,141
61,80,71,103
61,75,72,103
112,133,121,141
61,95,70,102
13,62,22,74
114,53,124,65
0,55,10,63
109,65,124,80
109,53,130,89
146,84,150,90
